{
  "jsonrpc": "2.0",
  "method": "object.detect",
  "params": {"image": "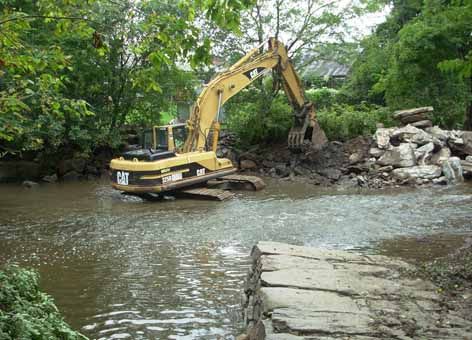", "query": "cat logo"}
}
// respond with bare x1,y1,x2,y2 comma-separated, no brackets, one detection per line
249,68,259,79
116,171,129,185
